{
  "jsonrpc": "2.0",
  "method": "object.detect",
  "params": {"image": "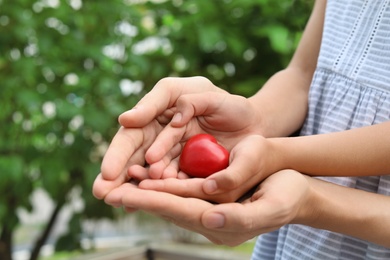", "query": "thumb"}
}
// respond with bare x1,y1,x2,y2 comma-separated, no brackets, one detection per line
203,135,266,196
201,203,265,246
202,203,254,230
202,201,274,231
